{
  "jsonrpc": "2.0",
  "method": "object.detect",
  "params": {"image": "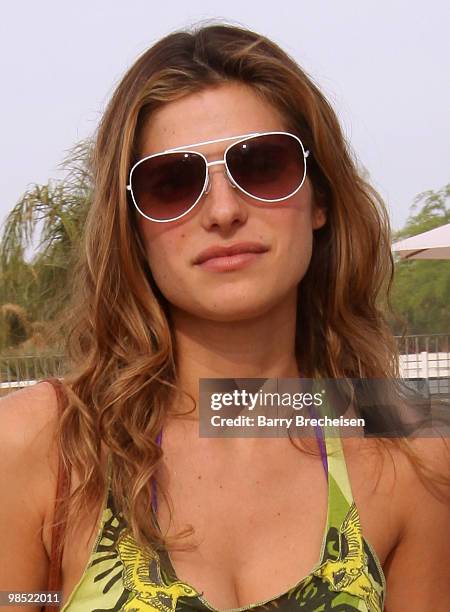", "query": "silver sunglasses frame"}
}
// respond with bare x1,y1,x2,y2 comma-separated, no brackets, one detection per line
126,131,310,223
